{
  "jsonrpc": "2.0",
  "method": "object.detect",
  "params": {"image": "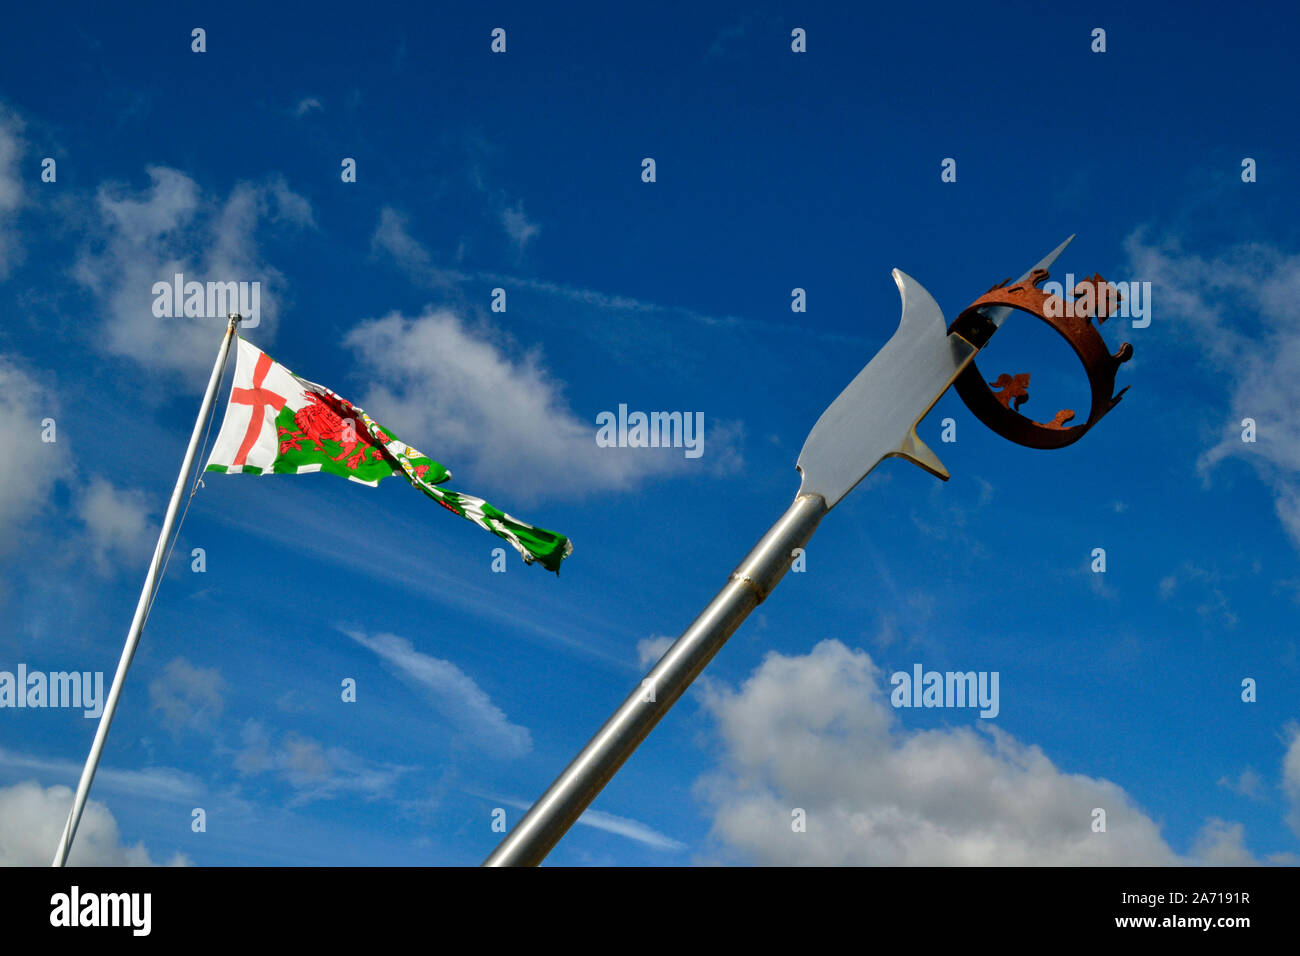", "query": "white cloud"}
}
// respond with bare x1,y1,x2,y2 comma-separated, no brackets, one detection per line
372,206,429,272
1217,767,1265,800
370,206,466,289
0,104,25,277
491,795,685,852
476,270,859,347
0,746,204,805
266,174,315,228
636,635,674,669
73,166,311,382
149,657,225,736
696,640,1246,865
343,308,741,502
77,478,154,574
1124,233,1300,550
233,720,407,805
500,200,539,250
1283,723,1300,837
1156,562,1239,629
294,96,323,116
460,146,540,252
347,631,531,758
0,356,66,547
577,807,686,851
1189,818,1258,866
0,781,187,866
